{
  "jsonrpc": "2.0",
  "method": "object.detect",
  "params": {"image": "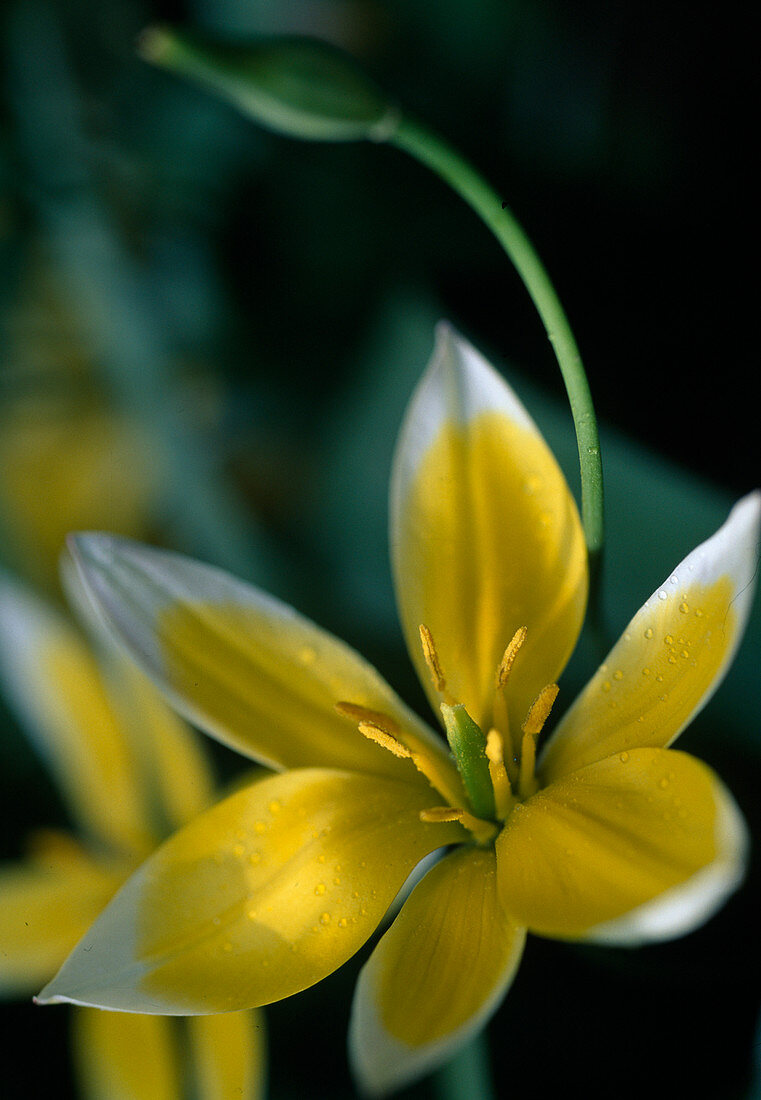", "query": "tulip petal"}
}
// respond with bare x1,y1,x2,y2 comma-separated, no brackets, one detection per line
0,832,126,996
71,1009,181,1100
496,748,747,943
186,1010,267,1100
349,846,525,1096
540,493,761,782
68,534,454,783
390,324,587,736
38,769,462,1013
